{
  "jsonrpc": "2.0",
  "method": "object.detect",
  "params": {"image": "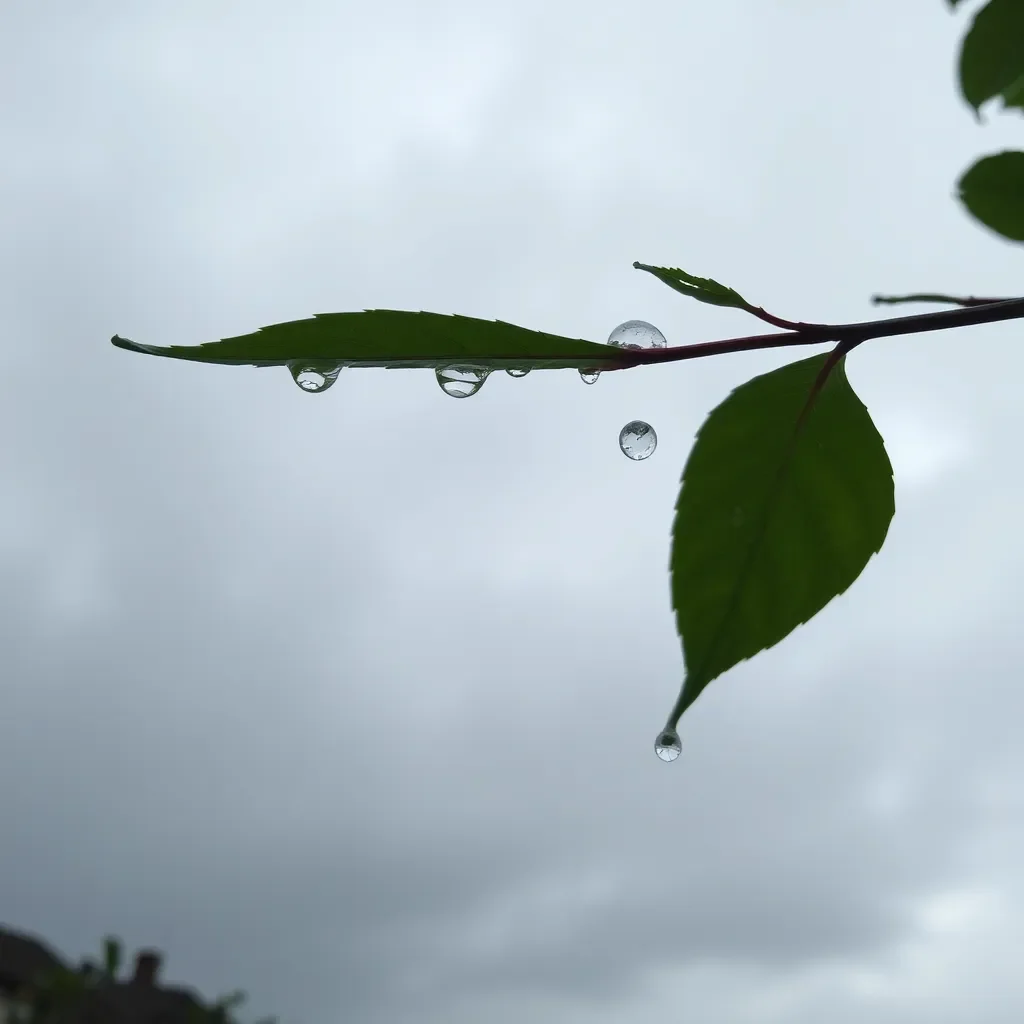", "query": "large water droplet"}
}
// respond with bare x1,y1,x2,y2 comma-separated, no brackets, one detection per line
579,370,600,385
655,728,681,762
608,320,667,350
506,368,531,378
619,420,657,460
437,366,489,398
290,364,342,393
